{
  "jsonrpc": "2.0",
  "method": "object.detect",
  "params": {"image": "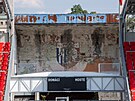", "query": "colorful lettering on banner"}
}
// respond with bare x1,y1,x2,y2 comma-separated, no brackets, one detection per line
66,15,76,23
15,14,119,24
86,14,106,23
